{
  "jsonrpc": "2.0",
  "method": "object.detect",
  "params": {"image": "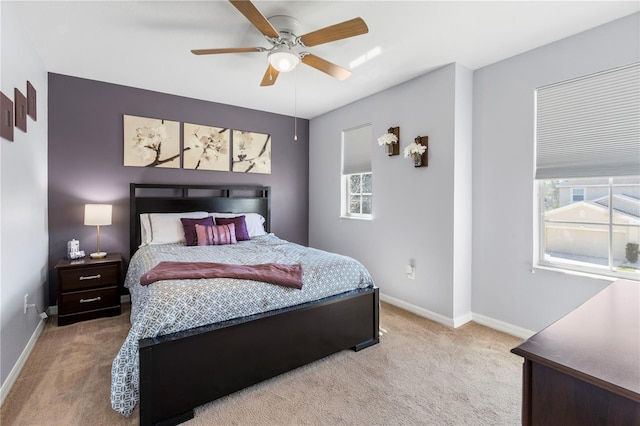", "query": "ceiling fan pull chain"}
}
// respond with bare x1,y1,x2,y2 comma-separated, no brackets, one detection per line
294,68,298,141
